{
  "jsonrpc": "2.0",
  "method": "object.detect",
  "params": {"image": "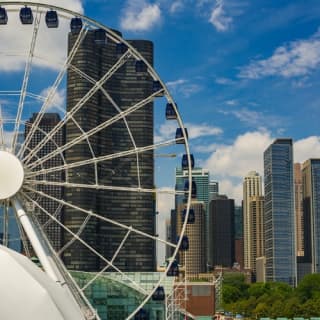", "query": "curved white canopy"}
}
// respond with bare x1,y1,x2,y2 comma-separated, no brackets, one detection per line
0,245,85,320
